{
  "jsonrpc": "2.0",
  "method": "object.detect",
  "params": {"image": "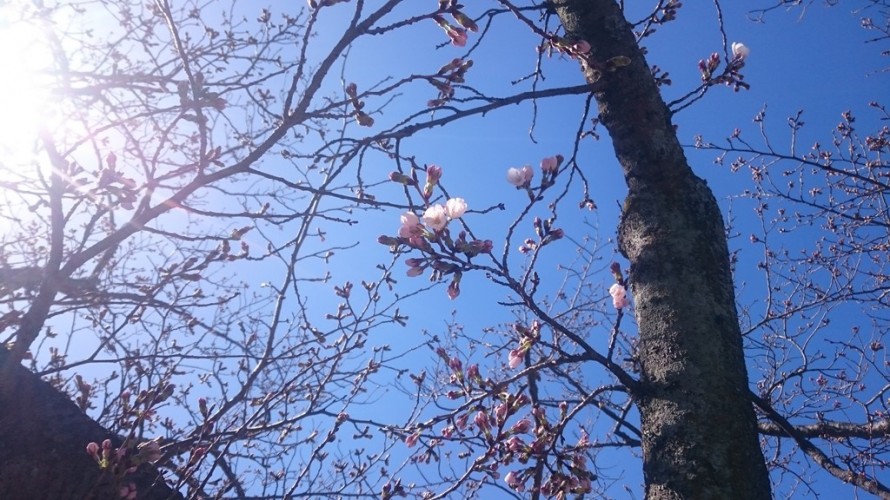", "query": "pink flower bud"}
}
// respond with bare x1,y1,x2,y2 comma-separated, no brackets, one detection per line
505,435,525,452
508,348,524,369
510,418,531,434
540,156,559,173
405,432,420,448
456,413,468,429
426,164,443,184
449,357,462,372
505,470,525,492
447,278,460,299
86,442,100,460
474,410,490,431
